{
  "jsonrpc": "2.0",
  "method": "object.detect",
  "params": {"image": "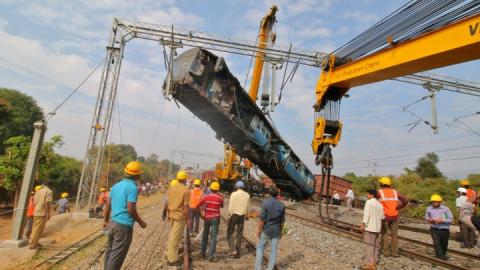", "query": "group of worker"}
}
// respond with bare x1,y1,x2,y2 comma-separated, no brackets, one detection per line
360,177,479,270
101,160,285,270
24,181,71,249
